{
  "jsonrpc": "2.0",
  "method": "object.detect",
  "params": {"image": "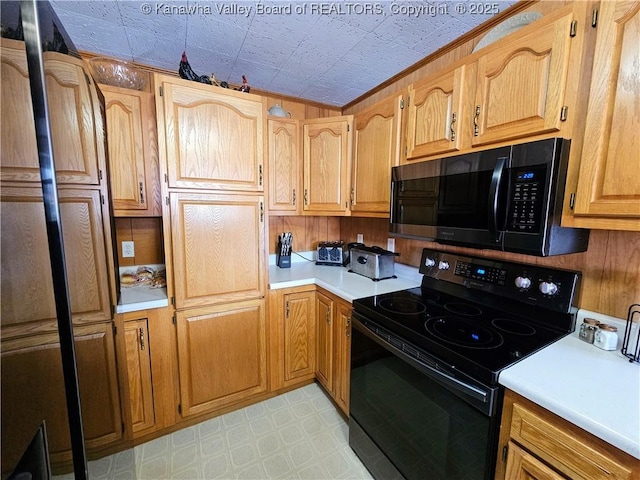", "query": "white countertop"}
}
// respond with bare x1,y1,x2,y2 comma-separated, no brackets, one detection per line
268,251,422,301
116,264,169,313
499,309,640,460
